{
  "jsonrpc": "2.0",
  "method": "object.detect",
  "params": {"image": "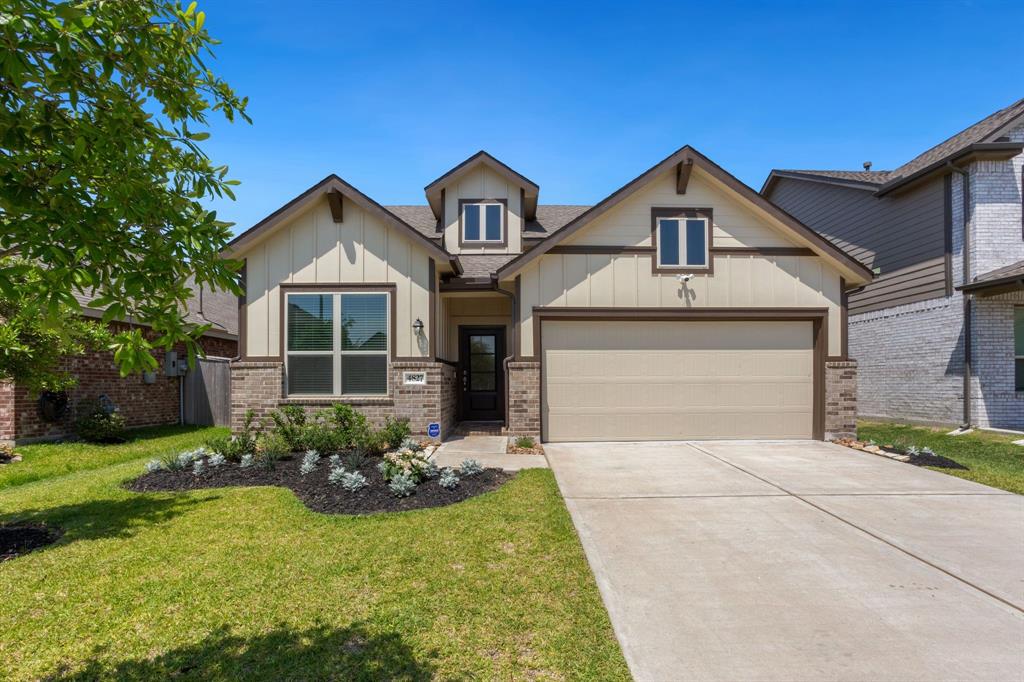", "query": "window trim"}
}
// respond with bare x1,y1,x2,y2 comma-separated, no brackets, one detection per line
1015,306,1024,393
281,284,395,398
458,198,508,248
650,207,714,274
